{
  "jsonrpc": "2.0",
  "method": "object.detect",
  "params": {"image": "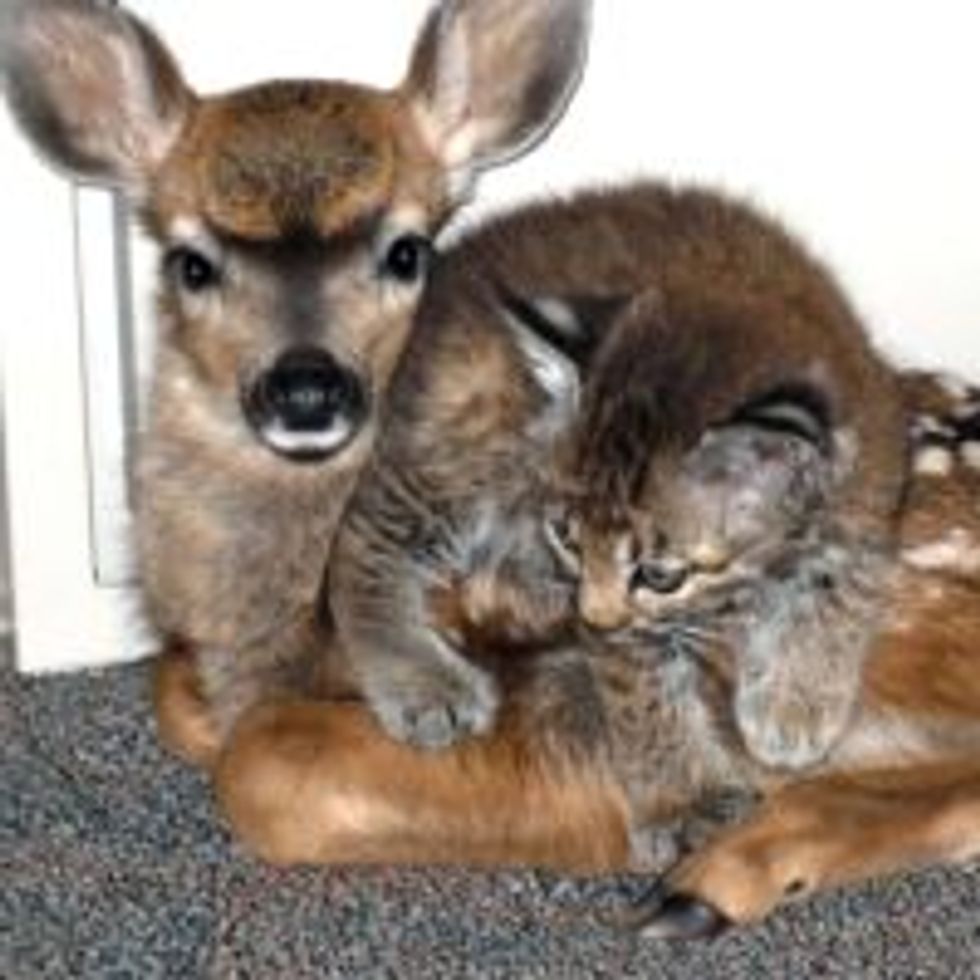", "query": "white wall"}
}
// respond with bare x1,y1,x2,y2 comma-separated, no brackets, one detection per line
0,0,978,668
4,0,977,372
121,0,980,374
